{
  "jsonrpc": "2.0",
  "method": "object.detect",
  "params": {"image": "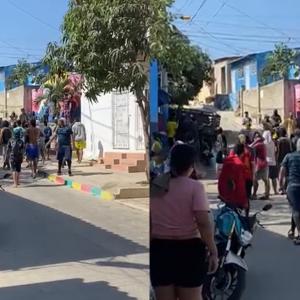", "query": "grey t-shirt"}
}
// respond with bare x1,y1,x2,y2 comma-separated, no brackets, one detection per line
72,122,86,141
